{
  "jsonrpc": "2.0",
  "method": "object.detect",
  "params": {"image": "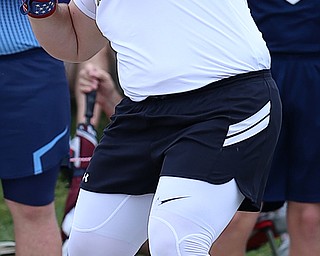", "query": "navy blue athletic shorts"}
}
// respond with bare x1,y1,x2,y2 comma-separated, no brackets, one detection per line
263,53,320,203
0,48,70,180
81,70,282,211
1,164,60,206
